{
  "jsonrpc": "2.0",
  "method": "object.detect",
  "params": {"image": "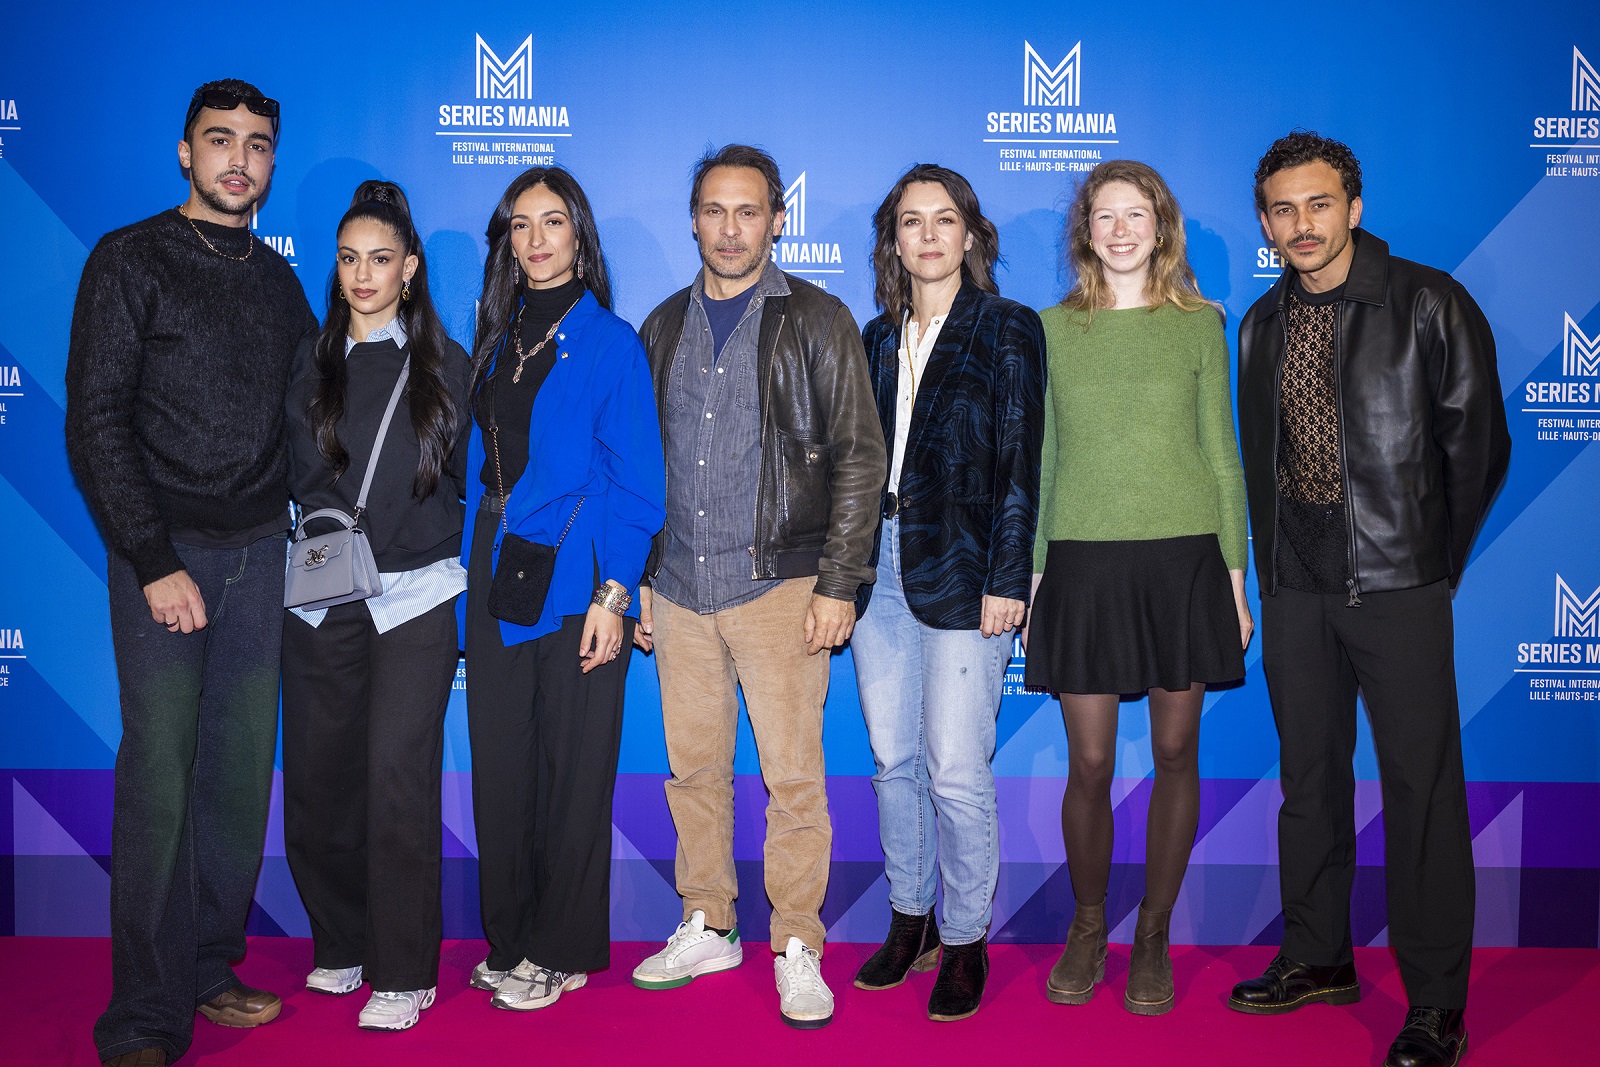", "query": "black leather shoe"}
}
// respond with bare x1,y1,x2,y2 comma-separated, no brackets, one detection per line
1228,953,1360,1014
927,938,988,1022
1385,1006,1467,1067
854,908,939,990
